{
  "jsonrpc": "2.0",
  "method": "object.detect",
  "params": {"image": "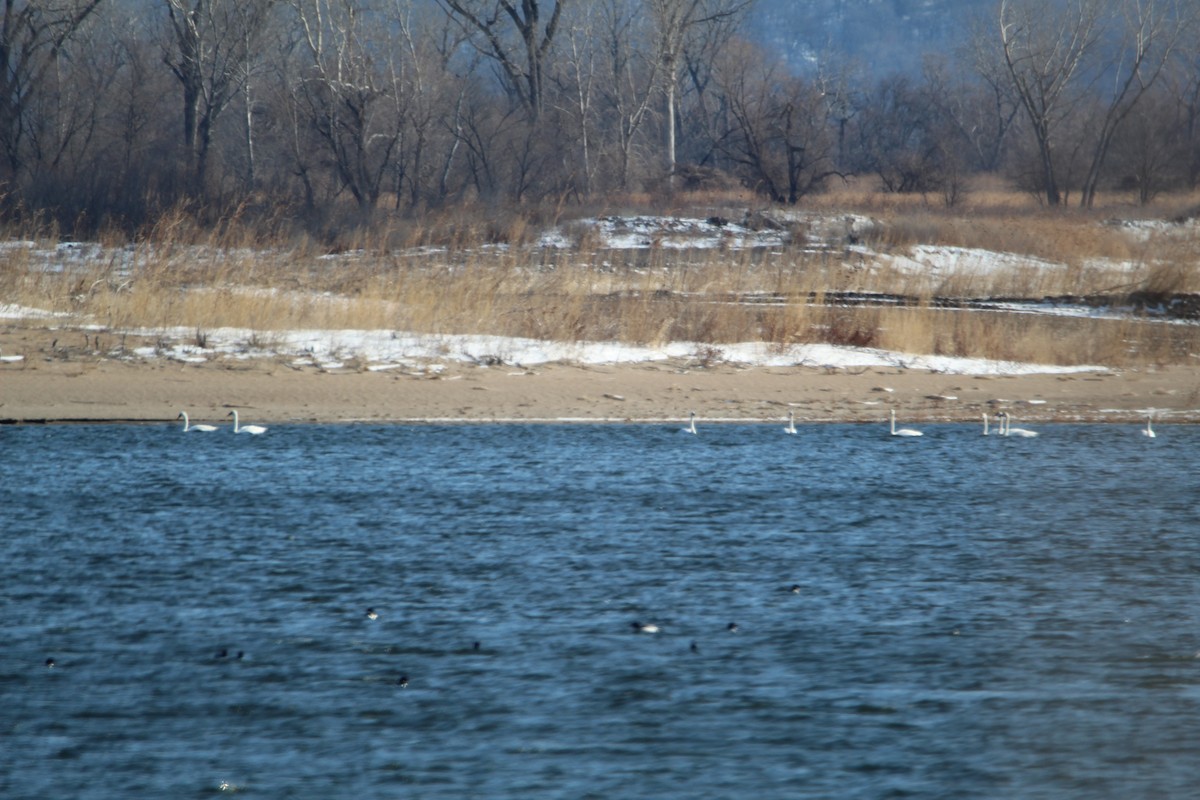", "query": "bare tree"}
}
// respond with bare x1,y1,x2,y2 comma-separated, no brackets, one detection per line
997,0,1103,206
163,0,277,195
714,38,837,203
435,0,567,122
647,0,752,188
1168,45,1200,188
851,76,942,194
592,0,662,191
1108,84,1188,203
550,2,599,197
387,1,468,208
931,39,1021,174
1076,0,1196,207
0,0,103,182
289,0,402,212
